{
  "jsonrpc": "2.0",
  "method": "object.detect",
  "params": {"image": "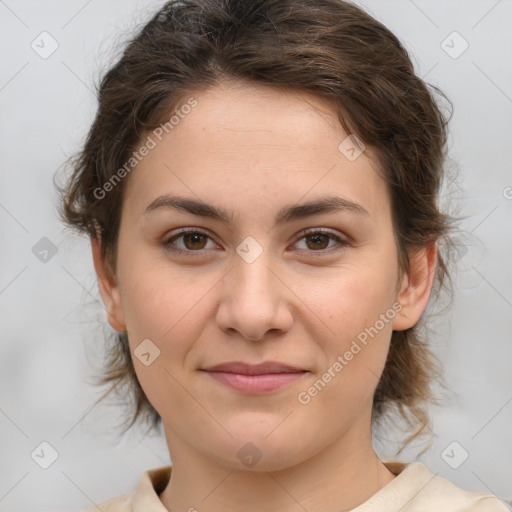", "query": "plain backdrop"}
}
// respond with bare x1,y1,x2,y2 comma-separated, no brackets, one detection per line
0,0,511,511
